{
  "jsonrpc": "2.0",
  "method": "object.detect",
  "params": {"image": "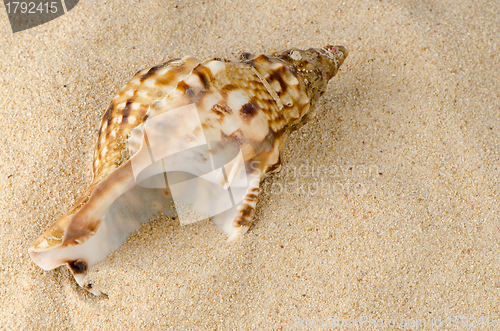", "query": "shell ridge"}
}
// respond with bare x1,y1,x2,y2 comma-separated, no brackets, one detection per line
249,65,284,111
